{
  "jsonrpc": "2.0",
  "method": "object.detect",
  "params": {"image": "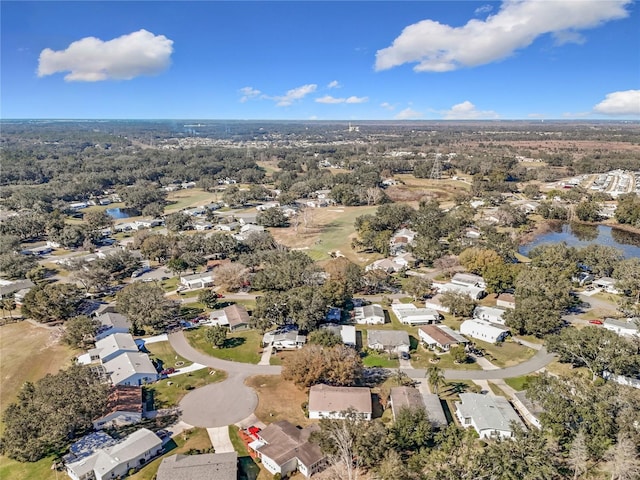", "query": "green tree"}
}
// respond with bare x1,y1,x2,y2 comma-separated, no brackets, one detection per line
165,212,192,233
198,289,220,309
309,329,342,348
615,193,640,227
282,344,363,388
0,365,109,462
439,291,476,318
575,199,601,222
426,364,445,395
62,315,101,348
83,209,114,231
404,275,433,301
0,252,38,279
205,324,227,348
613,257,640,314
21,283,84,323
257,207,289,227
116,282,178,333
389,406,434,452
